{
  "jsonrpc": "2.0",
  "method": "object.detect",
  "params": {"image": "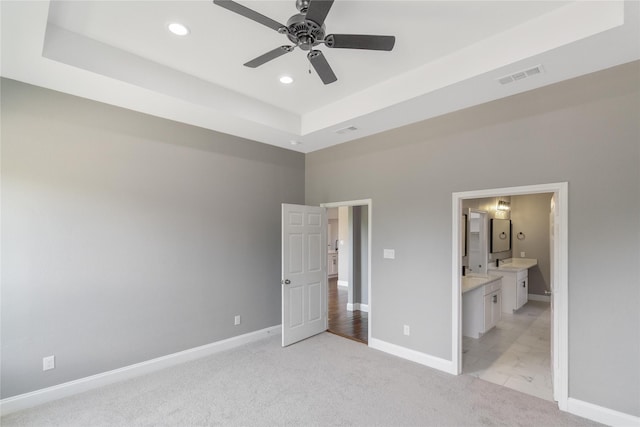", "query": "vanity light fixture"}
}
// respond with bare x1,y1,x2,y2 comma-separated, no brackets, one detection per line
168,22,190,36
497,200,510,211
